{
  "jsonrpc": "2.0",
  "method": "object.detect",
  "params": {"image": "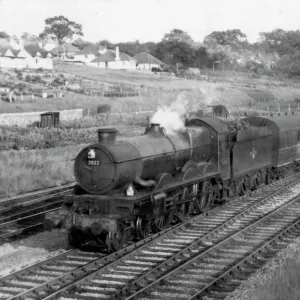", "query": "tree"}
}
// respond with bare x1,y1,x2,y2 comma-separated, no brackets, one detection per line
275,51,300,77
204,29,248,50
0,31,10,38
154,40,195,66
259,29,300,55
162,29,194,45
39,15,83,44
21,32,38,42
72,38,95,50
